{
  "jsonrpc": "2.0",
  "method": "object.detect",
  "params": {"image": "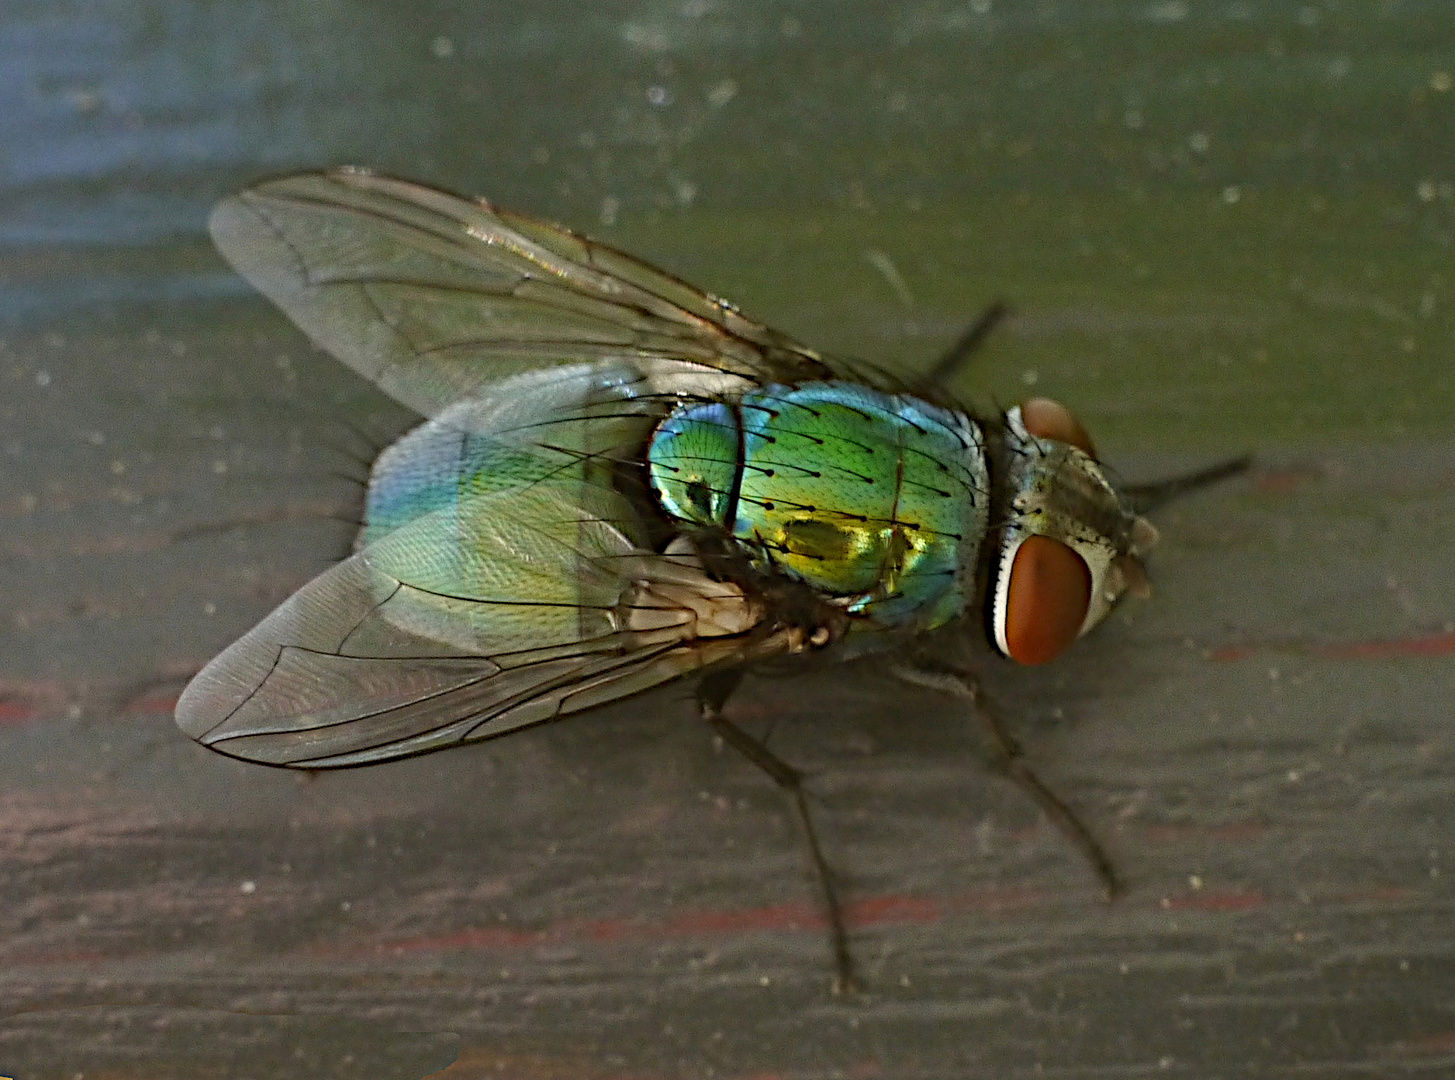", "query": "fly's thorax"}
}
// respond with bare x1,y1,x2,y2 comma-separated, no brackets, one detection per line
646,382,990,633
647,401,740,526
988,400,1158,665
